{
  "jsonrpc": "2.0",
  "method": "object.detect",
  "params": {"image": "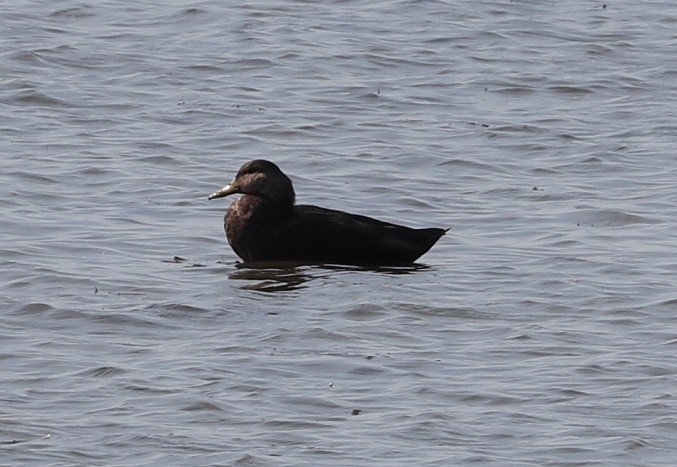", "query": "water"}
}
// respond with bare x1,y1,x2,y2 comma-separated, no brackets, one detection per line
1,1,676,465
